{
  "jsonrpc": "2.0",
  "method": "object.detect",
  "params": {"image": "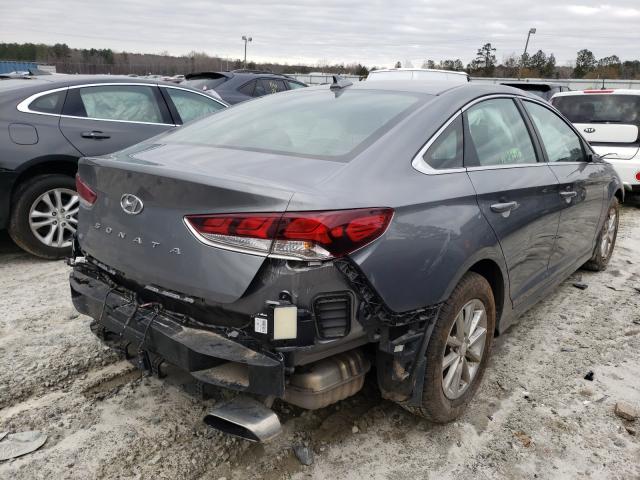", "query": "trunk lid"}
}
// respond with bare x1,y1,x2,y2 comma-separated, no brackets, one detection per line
573,122,639,144
77,142,344,304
